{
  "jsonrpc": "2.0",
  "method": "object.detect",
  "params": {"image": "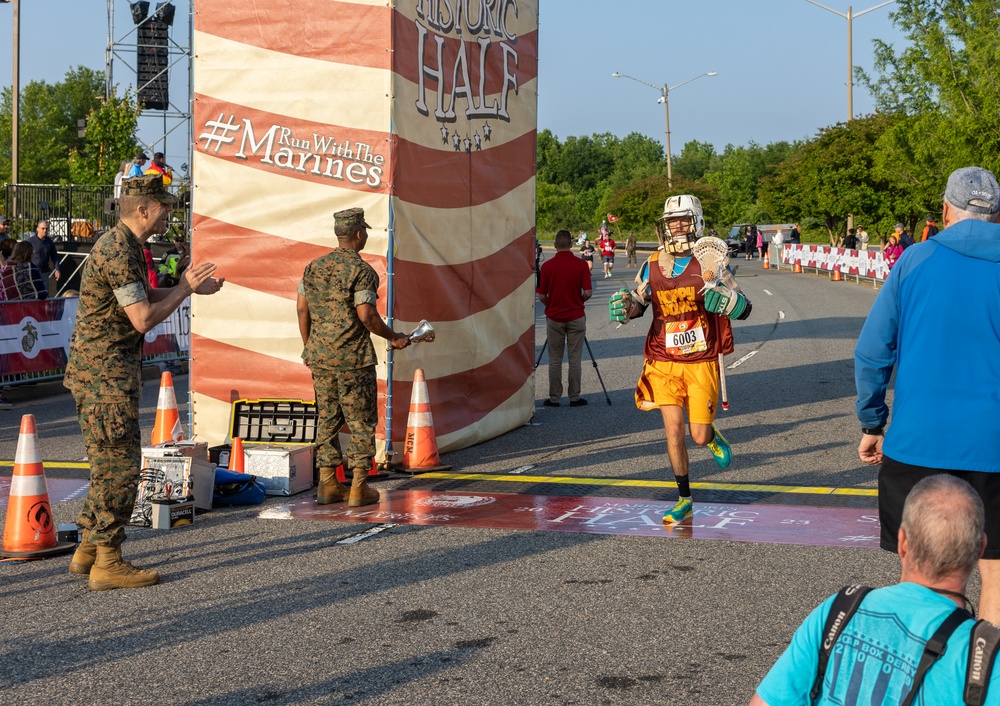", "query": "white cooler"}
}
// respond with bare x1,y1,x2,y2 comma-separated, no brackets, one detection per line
243,444,314,496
